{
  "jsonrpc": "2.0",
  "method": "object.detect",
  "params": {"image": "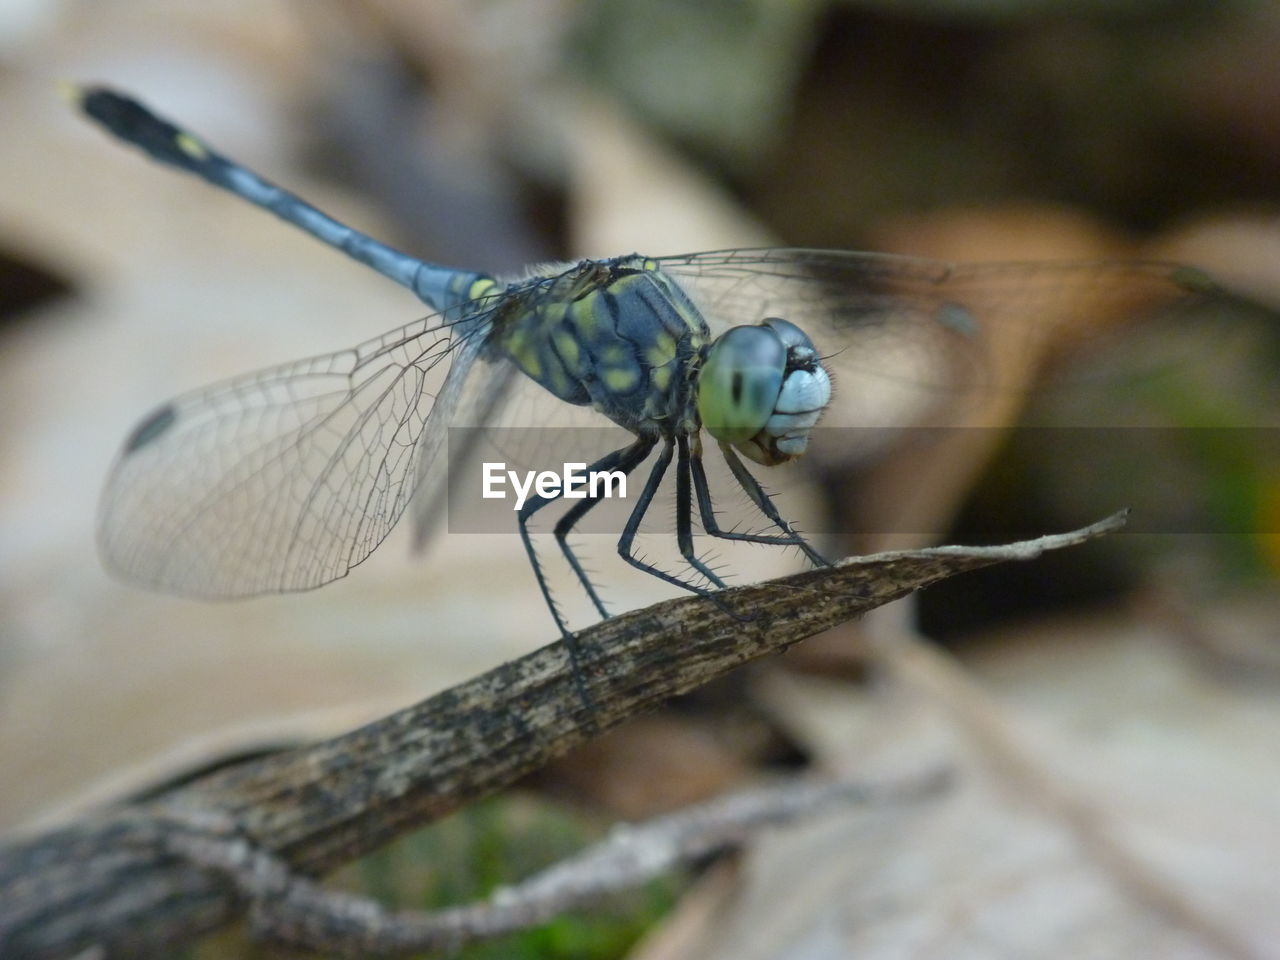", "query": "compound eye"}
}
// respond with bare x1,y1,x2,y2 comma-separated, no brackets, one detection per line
697,325,786,444
762,317,816,356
